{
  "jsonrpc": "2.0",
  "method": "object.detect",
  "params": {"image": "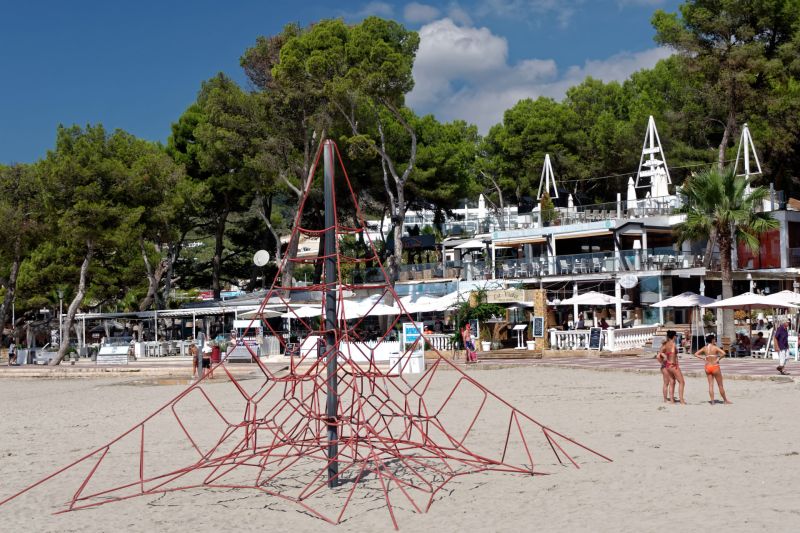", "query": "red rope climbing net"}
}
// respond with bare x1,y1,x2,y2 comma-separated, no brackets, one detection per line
0,140,610,529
